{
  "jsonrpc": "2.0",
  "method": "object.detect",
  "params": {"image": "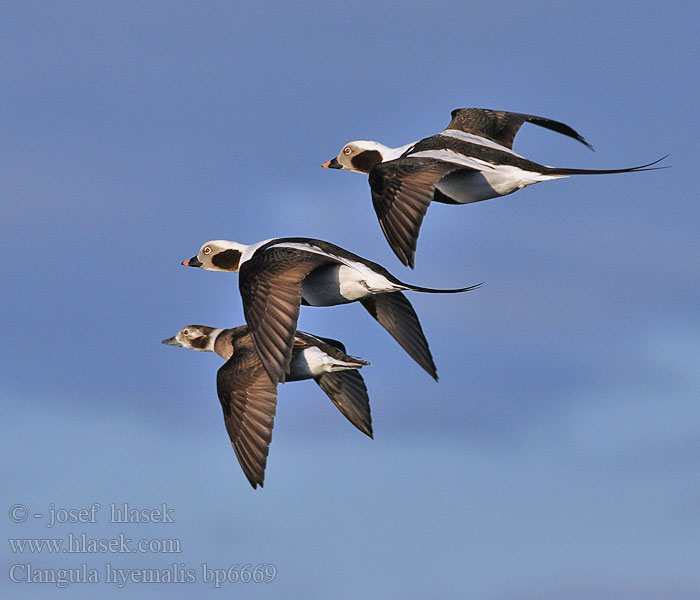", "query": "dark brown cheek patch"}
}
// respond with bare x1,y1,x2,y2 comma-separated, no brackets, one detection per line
212,249,241,270
191,336,209,350
351,150,382,173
